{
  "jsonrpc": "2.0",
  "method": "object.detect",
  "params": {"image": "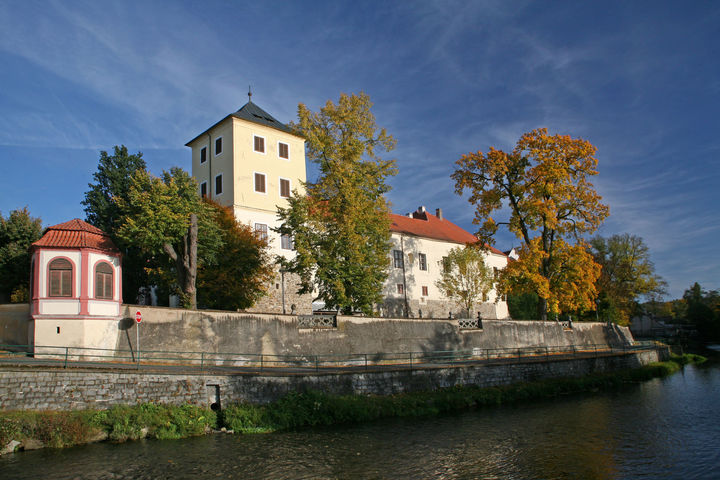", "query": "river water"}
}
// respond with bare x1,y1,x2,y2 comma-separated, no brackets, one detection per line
2,363,719,480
